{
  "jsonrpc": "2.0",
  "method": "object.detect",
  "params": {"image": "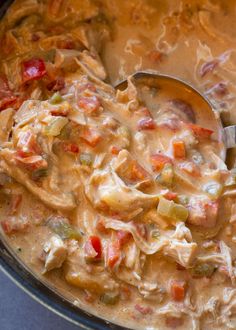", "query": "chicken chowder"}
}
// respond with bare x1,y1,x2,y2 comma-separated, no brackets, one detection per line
1,1,236,329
